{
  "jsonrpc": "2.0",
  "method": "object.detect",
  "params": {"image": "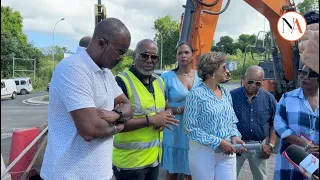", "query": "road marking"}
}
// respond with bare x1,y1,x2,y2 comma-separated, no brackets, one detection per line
22,100,46,106
1,128,31,139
